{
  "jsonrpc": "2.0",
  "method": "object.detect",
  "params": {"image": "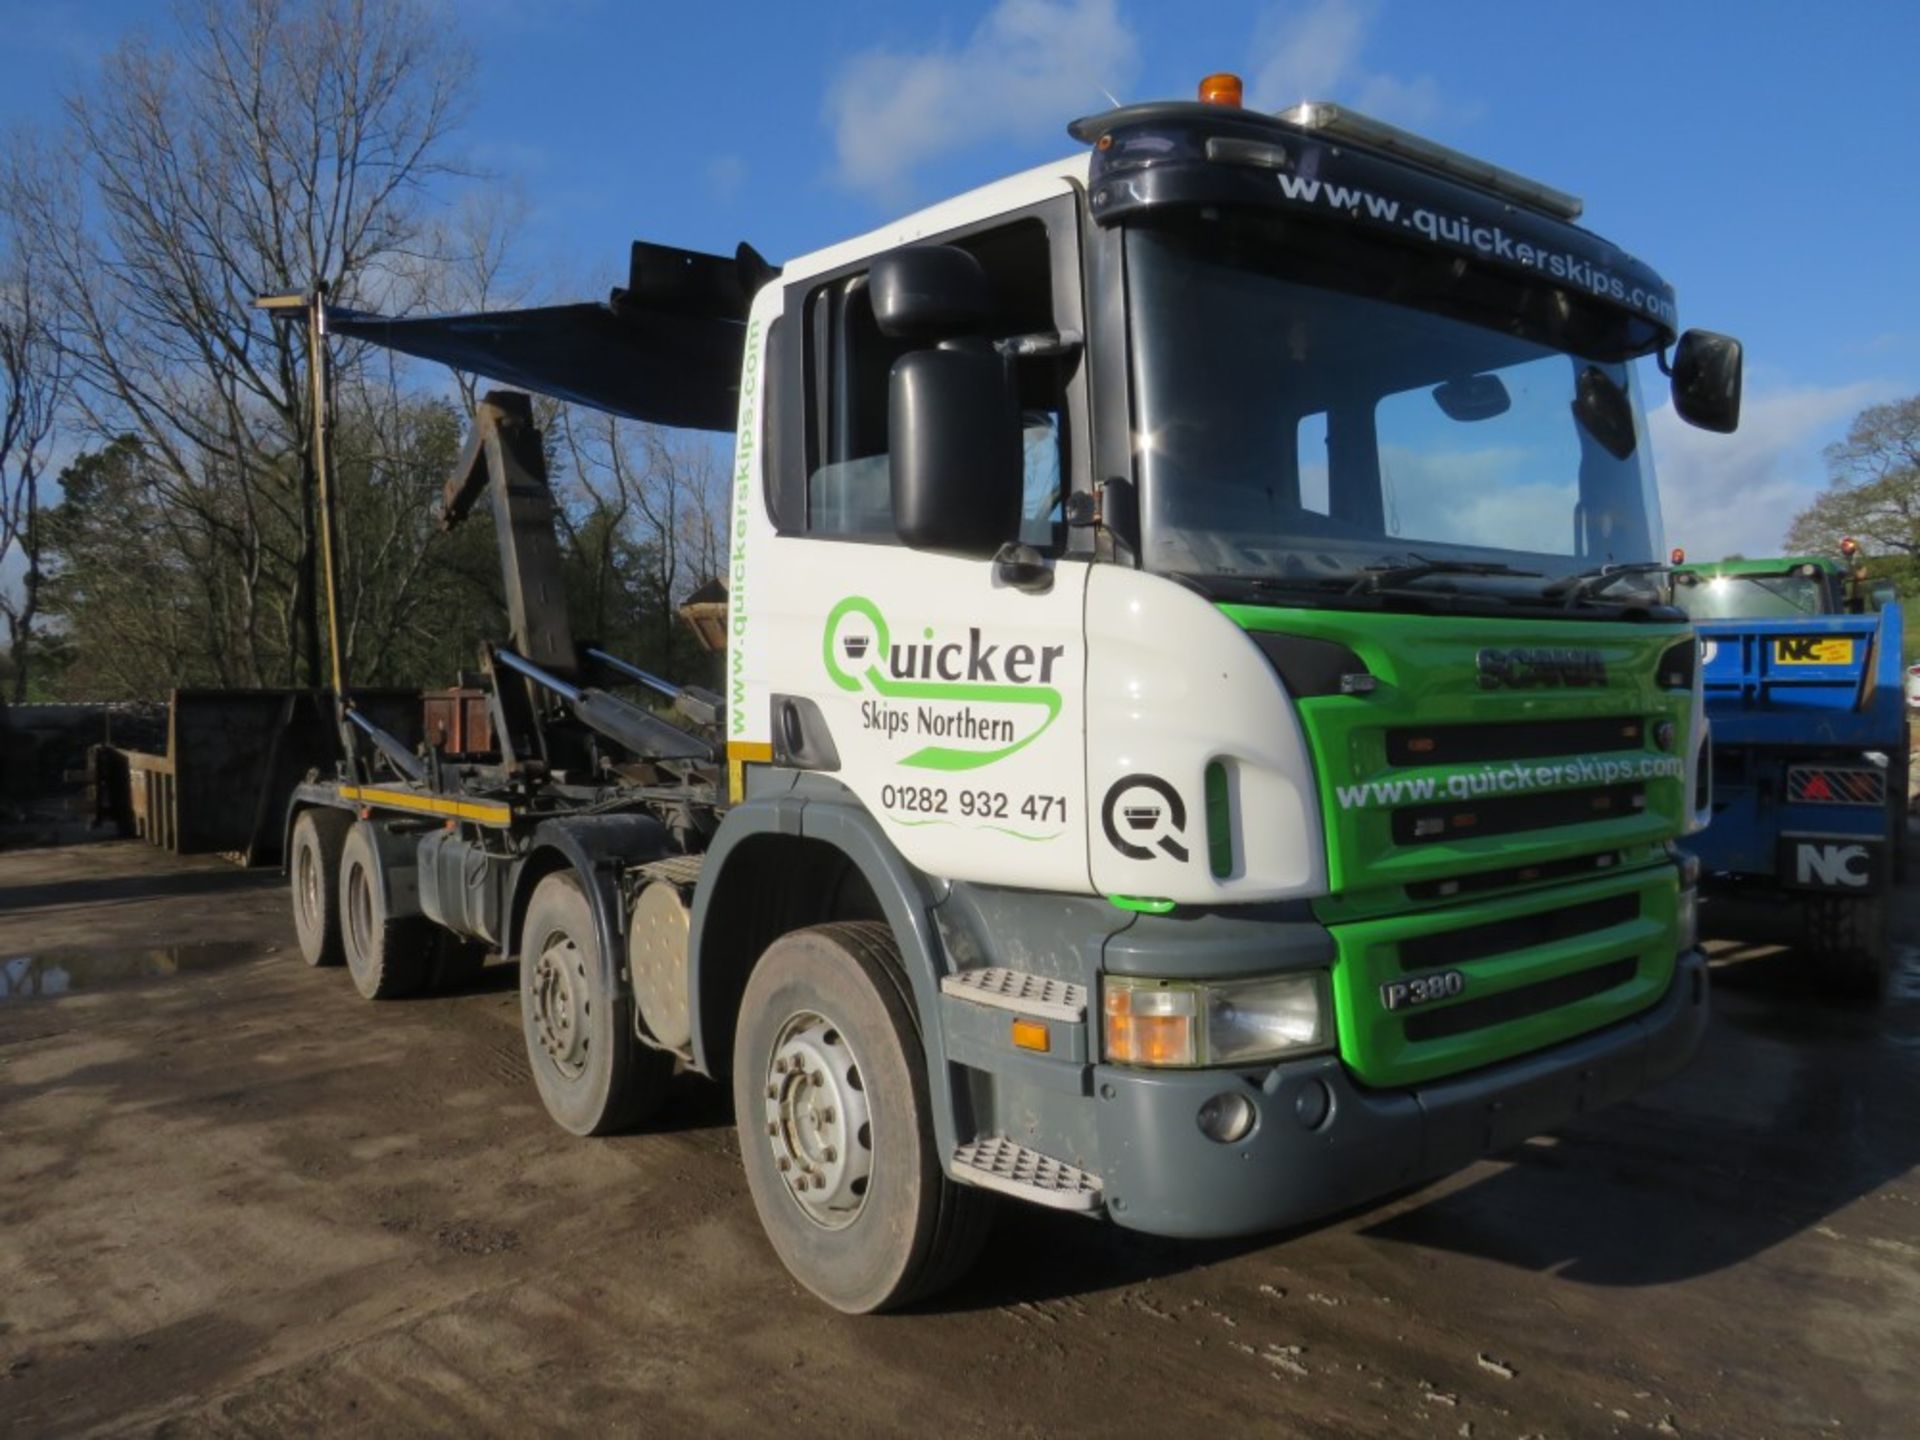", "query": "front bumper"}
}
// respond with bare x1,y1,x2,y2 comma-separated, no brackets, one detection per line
1091,948,1709,1238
